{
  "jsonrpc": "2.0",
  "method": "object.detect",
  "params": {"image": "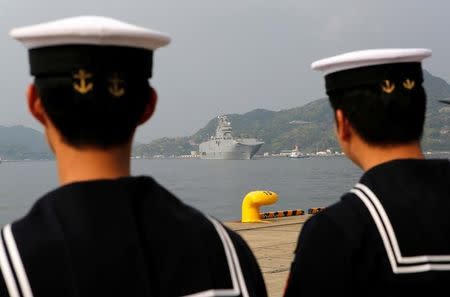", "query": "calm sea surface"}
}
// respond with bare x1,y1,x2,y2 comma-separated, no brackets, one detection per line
0,155,447,225
0,157,365,225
